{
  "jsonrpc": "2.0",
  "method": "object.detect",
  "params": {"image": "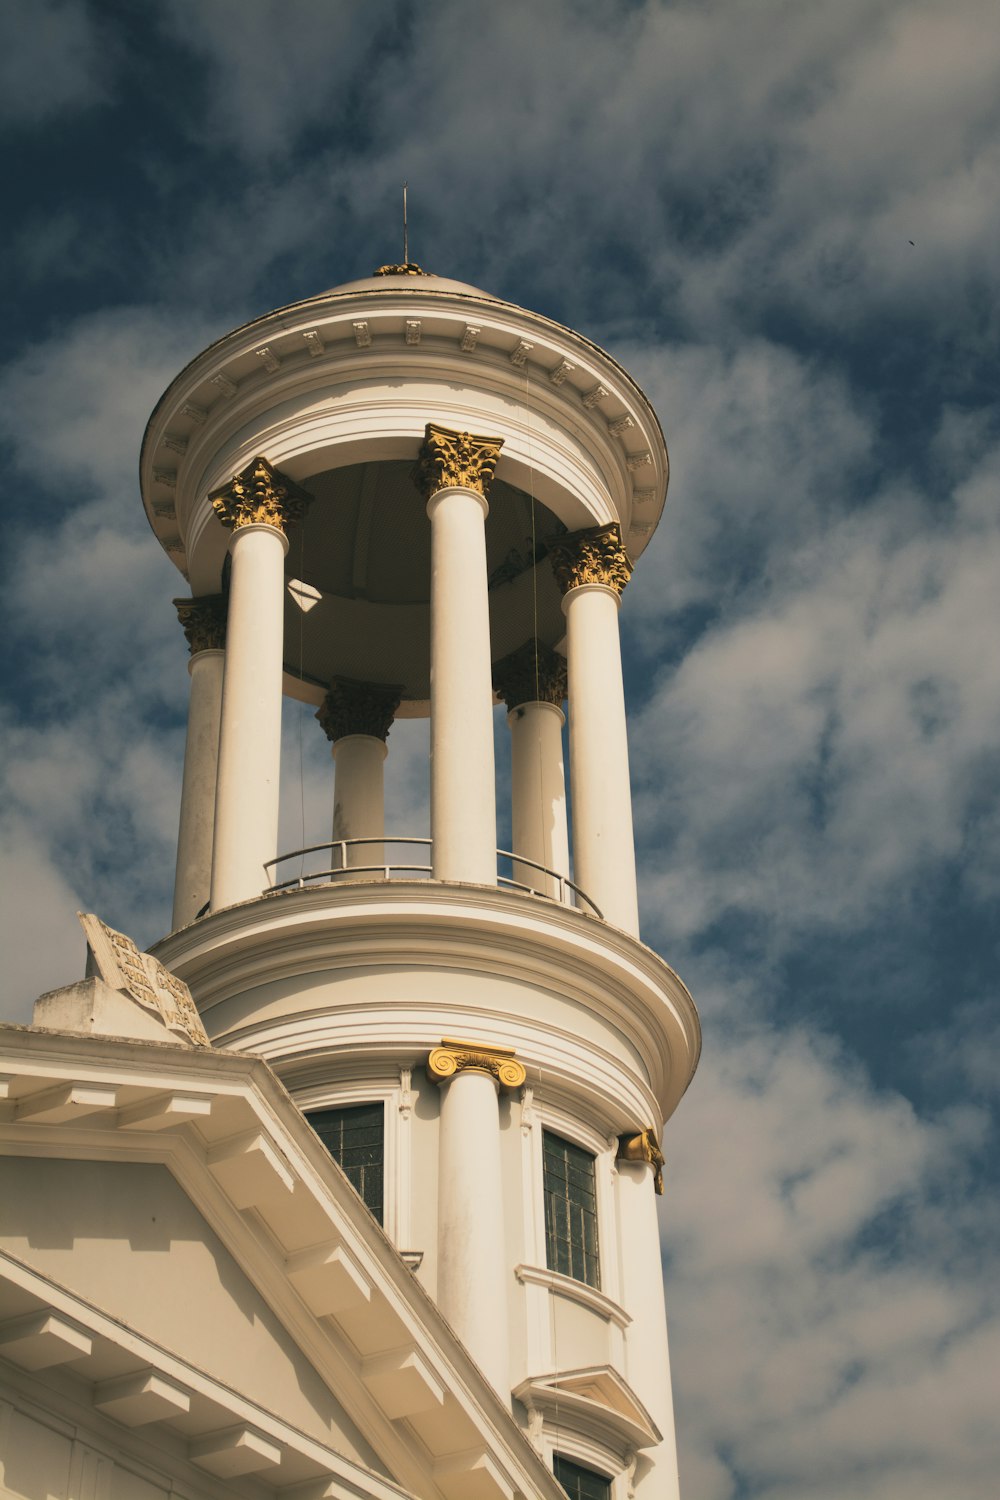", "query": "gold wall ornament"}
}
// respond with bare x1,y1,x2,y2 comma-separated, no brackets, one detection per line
413,422,505,501
172,594,226,655
316,677,403,743
548,522,633,598
618,1126,665,1194
209,455,313,535
493,638,568,710
427,1038,527,1090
